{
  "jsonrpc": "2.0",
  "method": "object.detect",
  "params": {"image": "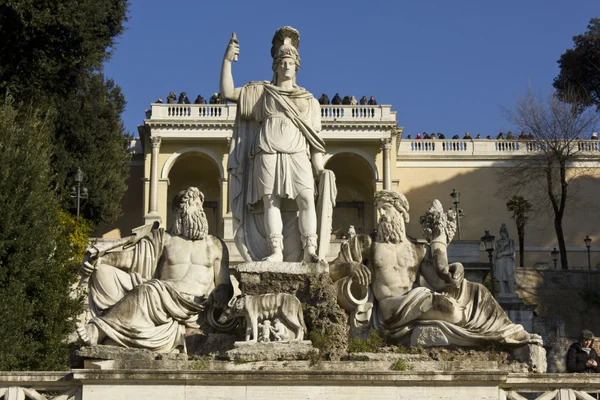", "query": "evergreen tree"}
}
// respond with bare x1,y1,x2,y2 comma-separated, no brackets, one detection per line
506,195,533,268
0,0,130,226
53,72,131,225
0,0,128,100
554,18,600,110
0,99,85,370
